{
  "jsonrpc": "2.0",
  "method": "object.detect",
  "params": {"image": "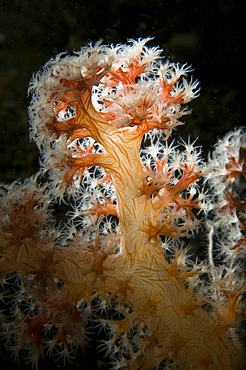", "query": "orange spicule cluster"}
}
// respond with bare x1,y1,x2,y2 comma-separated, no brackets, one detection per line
0,39,246,369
